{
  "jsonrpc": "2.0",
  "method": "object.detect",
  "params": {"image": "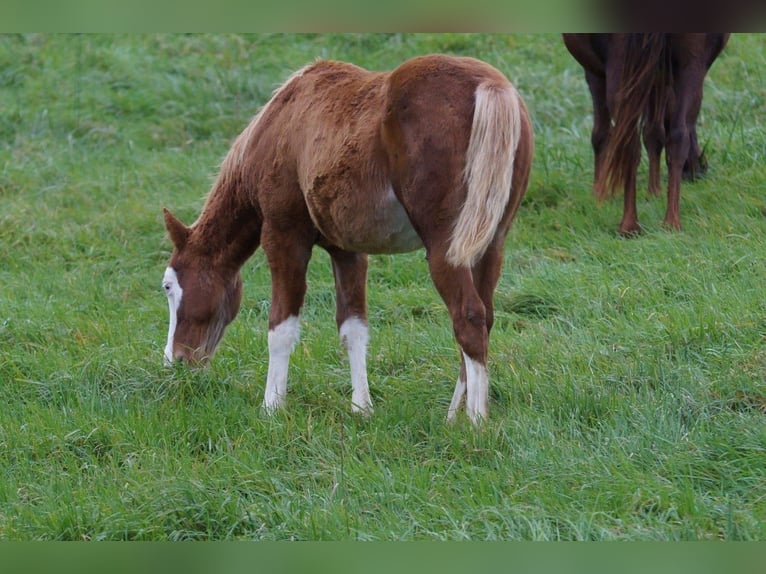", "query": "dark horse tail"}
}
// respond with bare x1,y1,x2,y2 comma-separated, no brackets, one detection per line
596,34,670,199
